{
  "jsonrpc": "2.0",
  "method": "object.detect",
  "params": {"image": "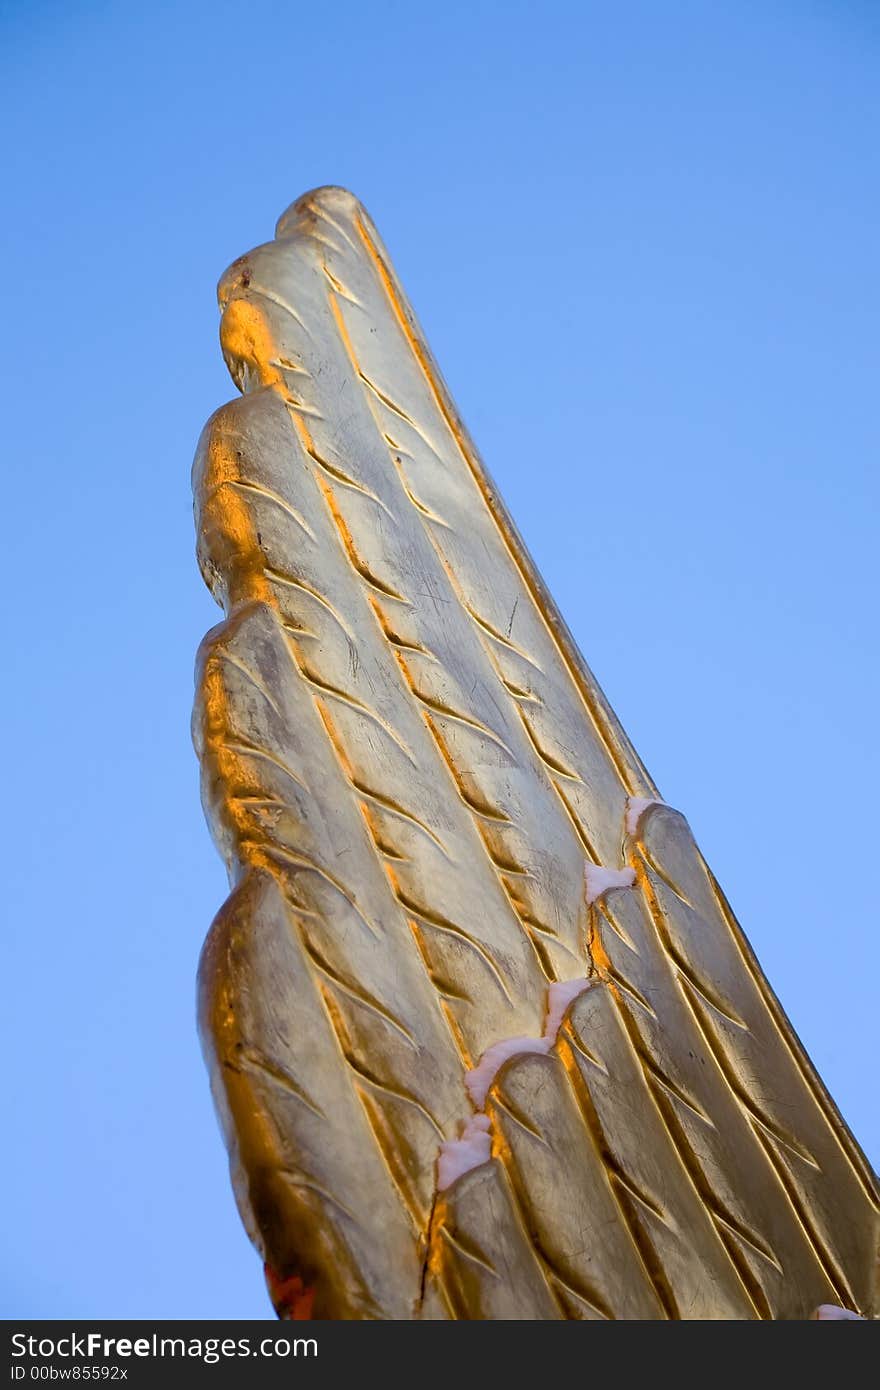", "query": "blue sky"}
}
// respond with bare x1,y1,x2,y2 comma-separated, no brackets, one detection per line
2,1,877,1318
